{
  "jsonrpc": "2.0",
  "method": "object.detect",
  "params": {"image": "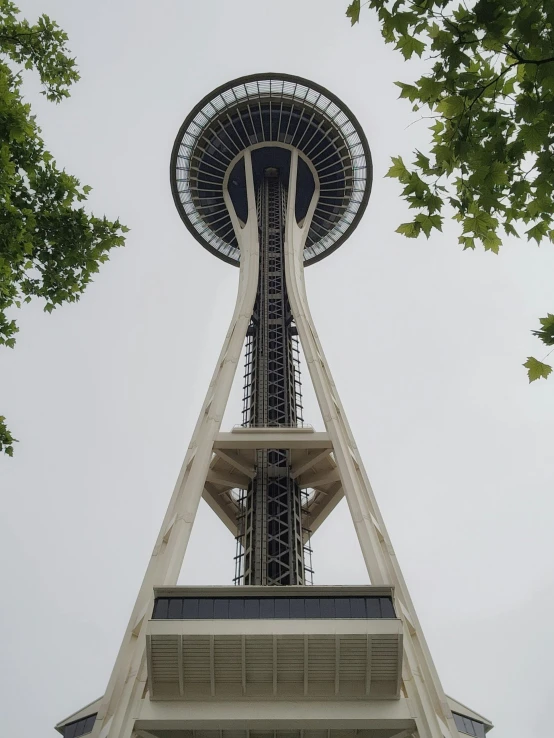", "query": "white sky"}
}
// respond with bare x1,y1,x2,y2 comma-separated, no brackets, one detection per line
1,1,553,736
